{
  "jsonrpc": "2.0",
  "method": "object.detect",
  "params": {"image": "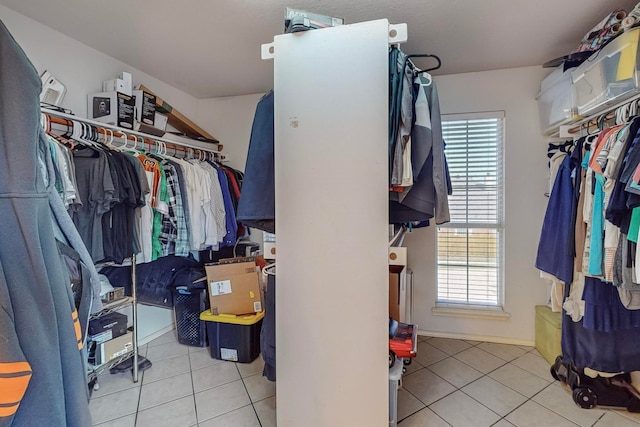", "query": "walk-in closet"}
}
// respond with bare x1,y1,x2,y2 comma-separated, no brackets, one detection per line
3,1,640,426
